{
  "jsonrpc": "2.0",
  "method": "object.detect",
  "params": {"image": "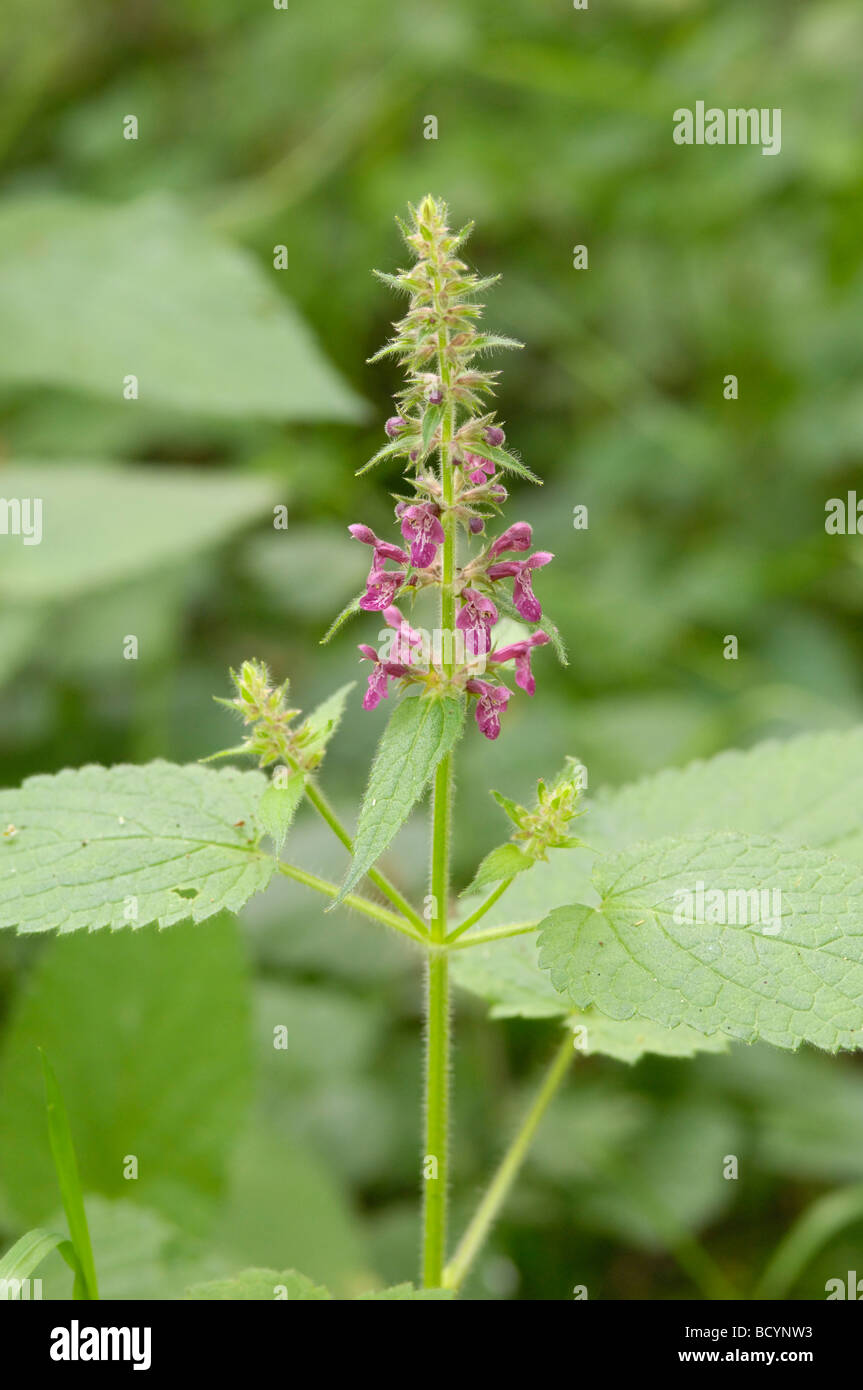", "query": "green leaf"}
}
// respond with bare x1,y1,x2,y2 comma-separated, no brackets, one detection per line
321,595,363,644
356,435,417,476
490,788,527,825
491,589,567,665
539,832,863,1051
0,464,277,603
0,917,251,1235
566,1012,728,1064
256,773,306,855
0,761,274,934
300,683,355,765
461,842,533,897
590,727,863,866
421,404,442,452
0,1229,79,1293
0,193,365,421
184,1268,332,1301
460,439,541,484
40,1052,99,1299
337,696,465,902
